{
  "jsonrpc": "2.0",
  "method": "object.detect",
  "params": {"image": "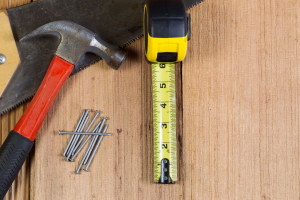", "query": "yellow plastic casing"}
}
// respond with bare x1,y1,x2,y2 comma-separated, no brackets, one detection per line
145,34,188,63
